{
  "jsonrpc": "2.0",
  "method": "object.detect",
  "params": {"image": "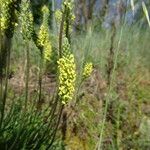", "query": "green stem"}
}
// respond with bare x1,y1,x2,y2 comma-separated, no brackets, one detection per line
25,41,30,110
59,5,66,58
51,0,57,34
0,37,11,129
98,23,125,150
37,52,43,109
65,7,71,43
0,20,3,121
46,104,64,150
116,106,121,149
